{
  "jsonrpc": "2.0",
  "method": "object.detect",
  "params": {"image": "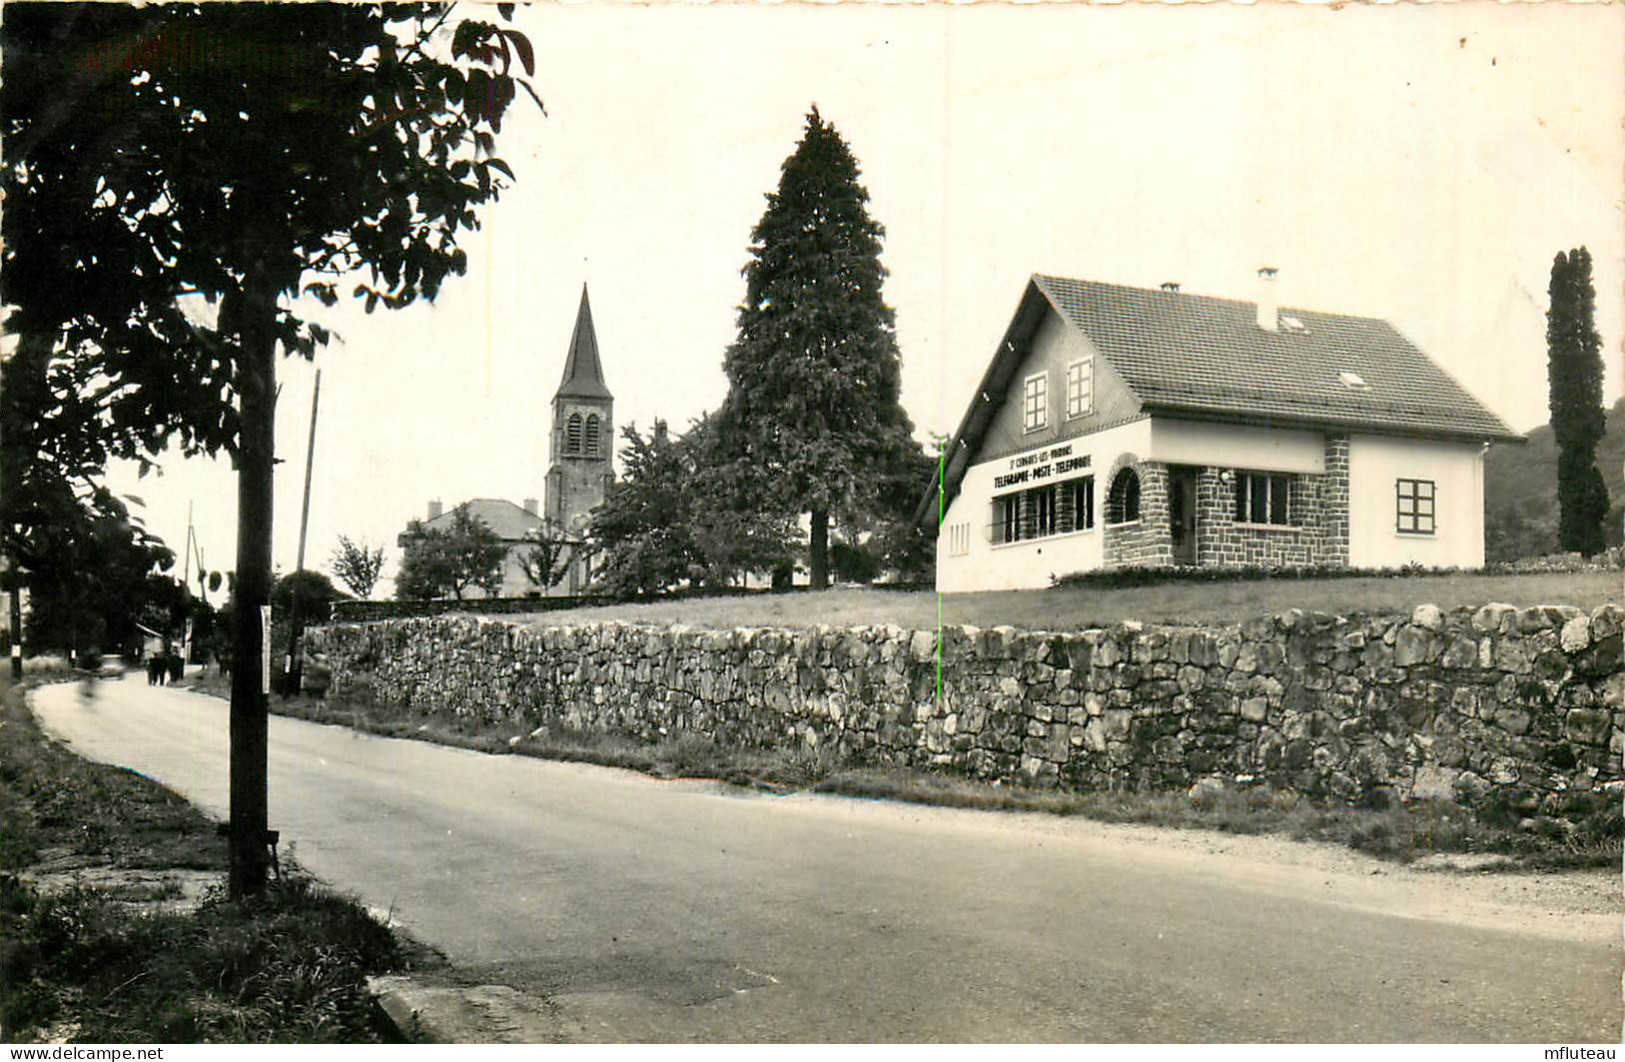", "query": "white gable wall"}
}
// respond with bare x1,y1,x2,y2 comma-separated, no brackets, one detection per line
937,418,1152,593
1346,434,1485,569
